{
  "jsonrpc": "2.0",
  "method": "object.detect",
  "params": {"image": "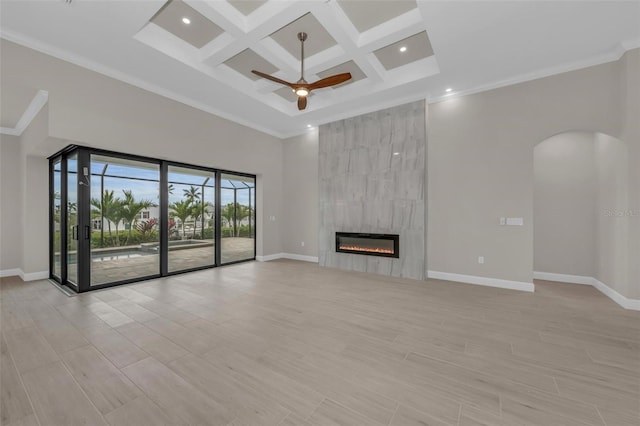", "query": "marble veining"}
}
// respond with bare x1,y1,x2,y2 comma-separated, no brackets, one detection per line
319,101,427,279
